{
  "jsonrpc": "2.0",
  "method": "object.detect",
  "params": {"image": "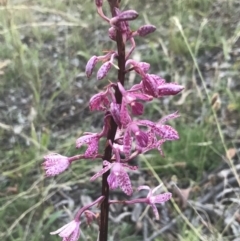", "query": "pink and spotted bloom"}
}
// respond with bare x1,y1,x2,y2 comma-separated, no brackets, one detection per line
137,112,180,141
141,74,184,98
138,185,172,220
90,148,137,195
122,122,149,158
50,220,81,241
125,59,150,75
76,133,101,158
89,88,110,111
42,153,70,177
117,81,152,117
